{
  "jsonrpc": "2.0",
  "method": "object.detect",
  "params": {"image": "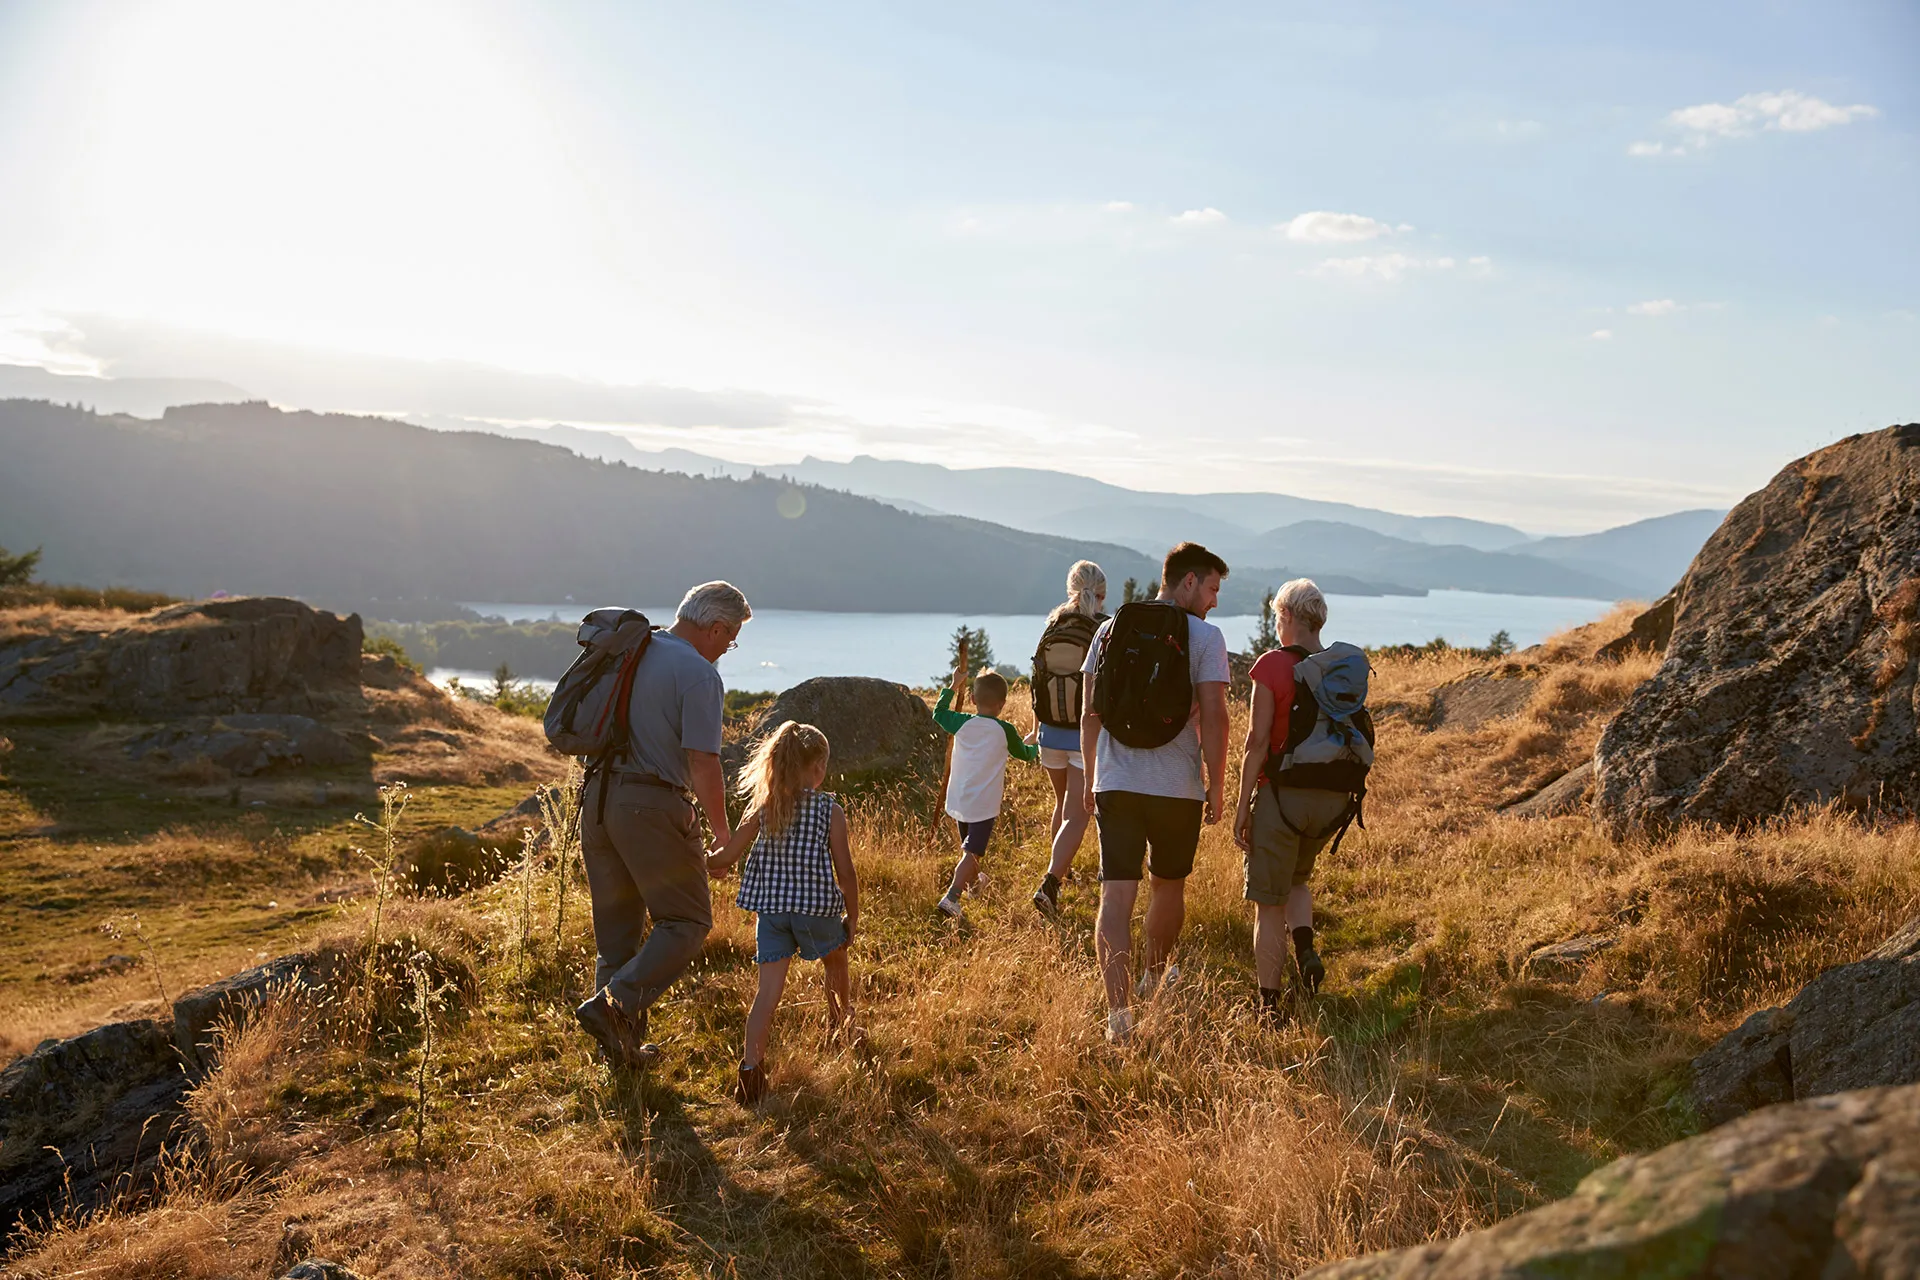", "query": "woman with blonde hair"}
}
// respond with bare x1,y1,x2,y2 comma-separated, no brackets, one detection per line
1029,559,1107,916
707,721,859,1105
